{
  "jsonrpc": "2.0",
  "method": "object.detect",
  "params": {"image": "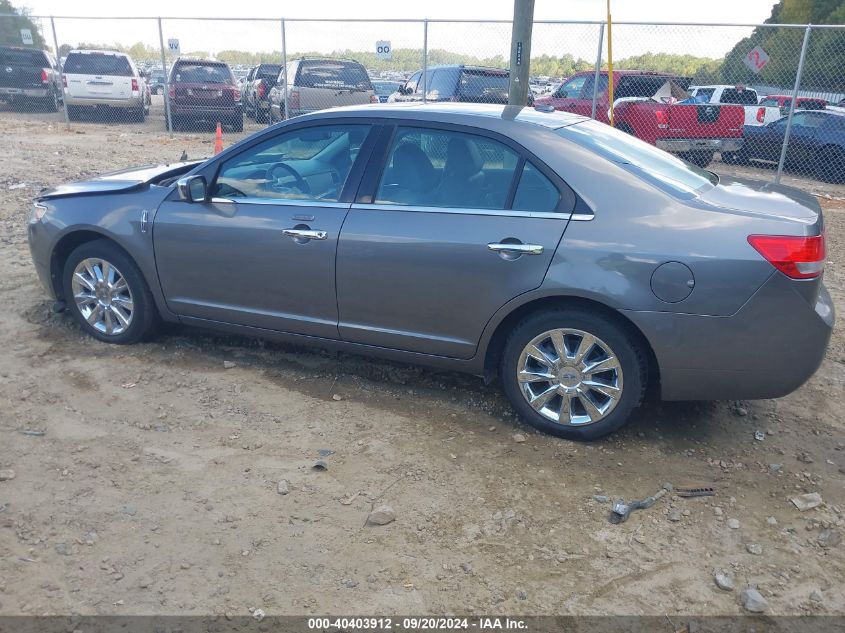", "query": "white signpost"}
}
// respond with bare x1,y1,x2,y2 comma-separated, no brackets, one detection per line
20,29,33,45
376,40,392,61
743,45,770,74
168,38,180,54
